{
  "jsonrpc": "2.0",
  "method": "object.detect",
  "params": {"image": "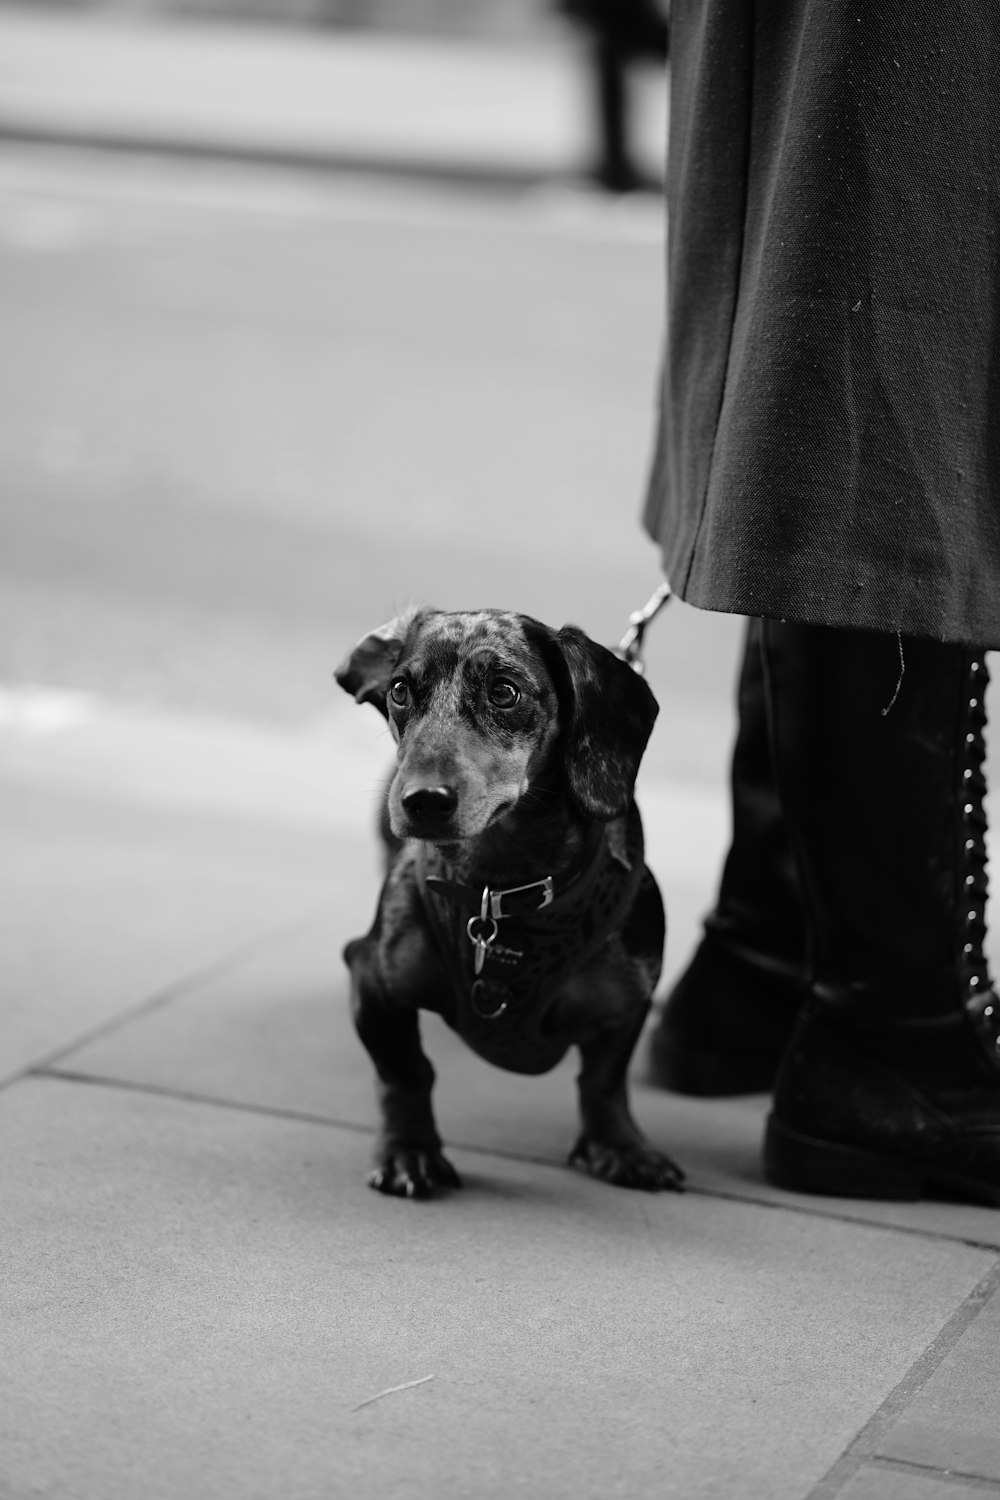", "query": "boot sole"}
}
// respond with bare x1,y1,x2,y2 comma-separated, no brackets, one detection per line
764,1115,1000,1207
